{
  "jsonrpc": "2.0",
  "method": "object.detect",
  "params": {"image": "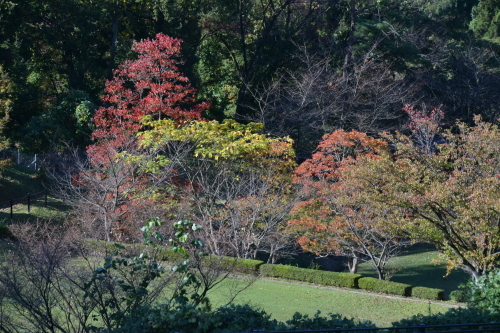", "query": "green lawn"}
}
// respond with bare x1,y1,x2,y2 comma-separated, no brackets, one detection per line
356,243,470,298
0,164,45,201
207,277,456,327
0,164,70,224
